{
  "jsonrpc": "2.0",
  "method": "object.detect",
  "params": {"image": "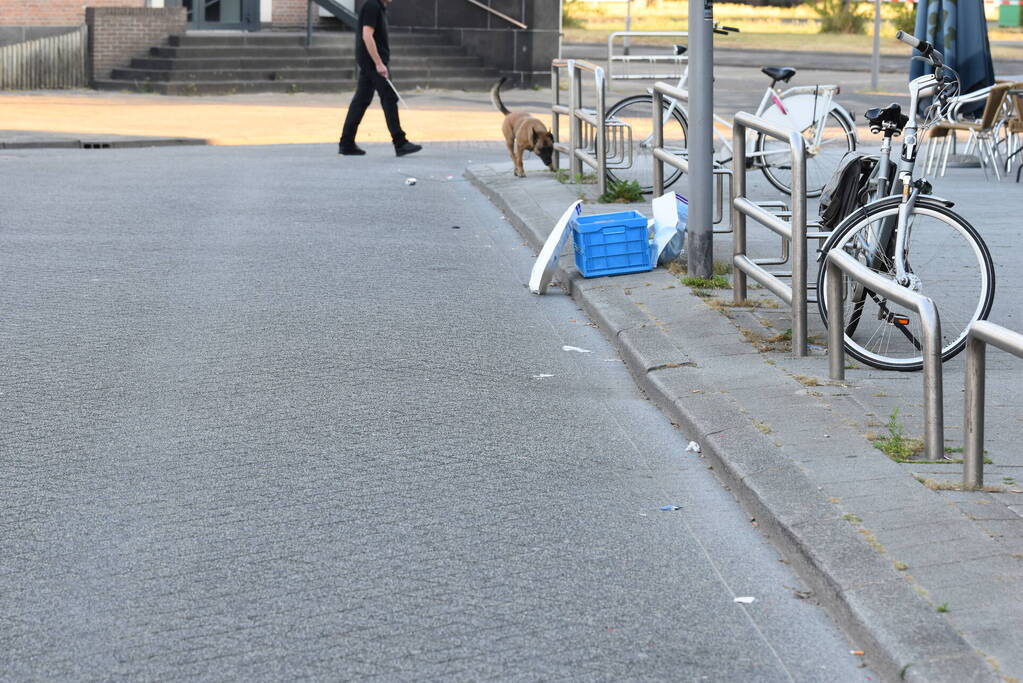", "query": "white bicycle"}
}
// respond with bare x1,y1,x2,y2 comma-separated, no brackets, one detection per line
606,27,857,196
